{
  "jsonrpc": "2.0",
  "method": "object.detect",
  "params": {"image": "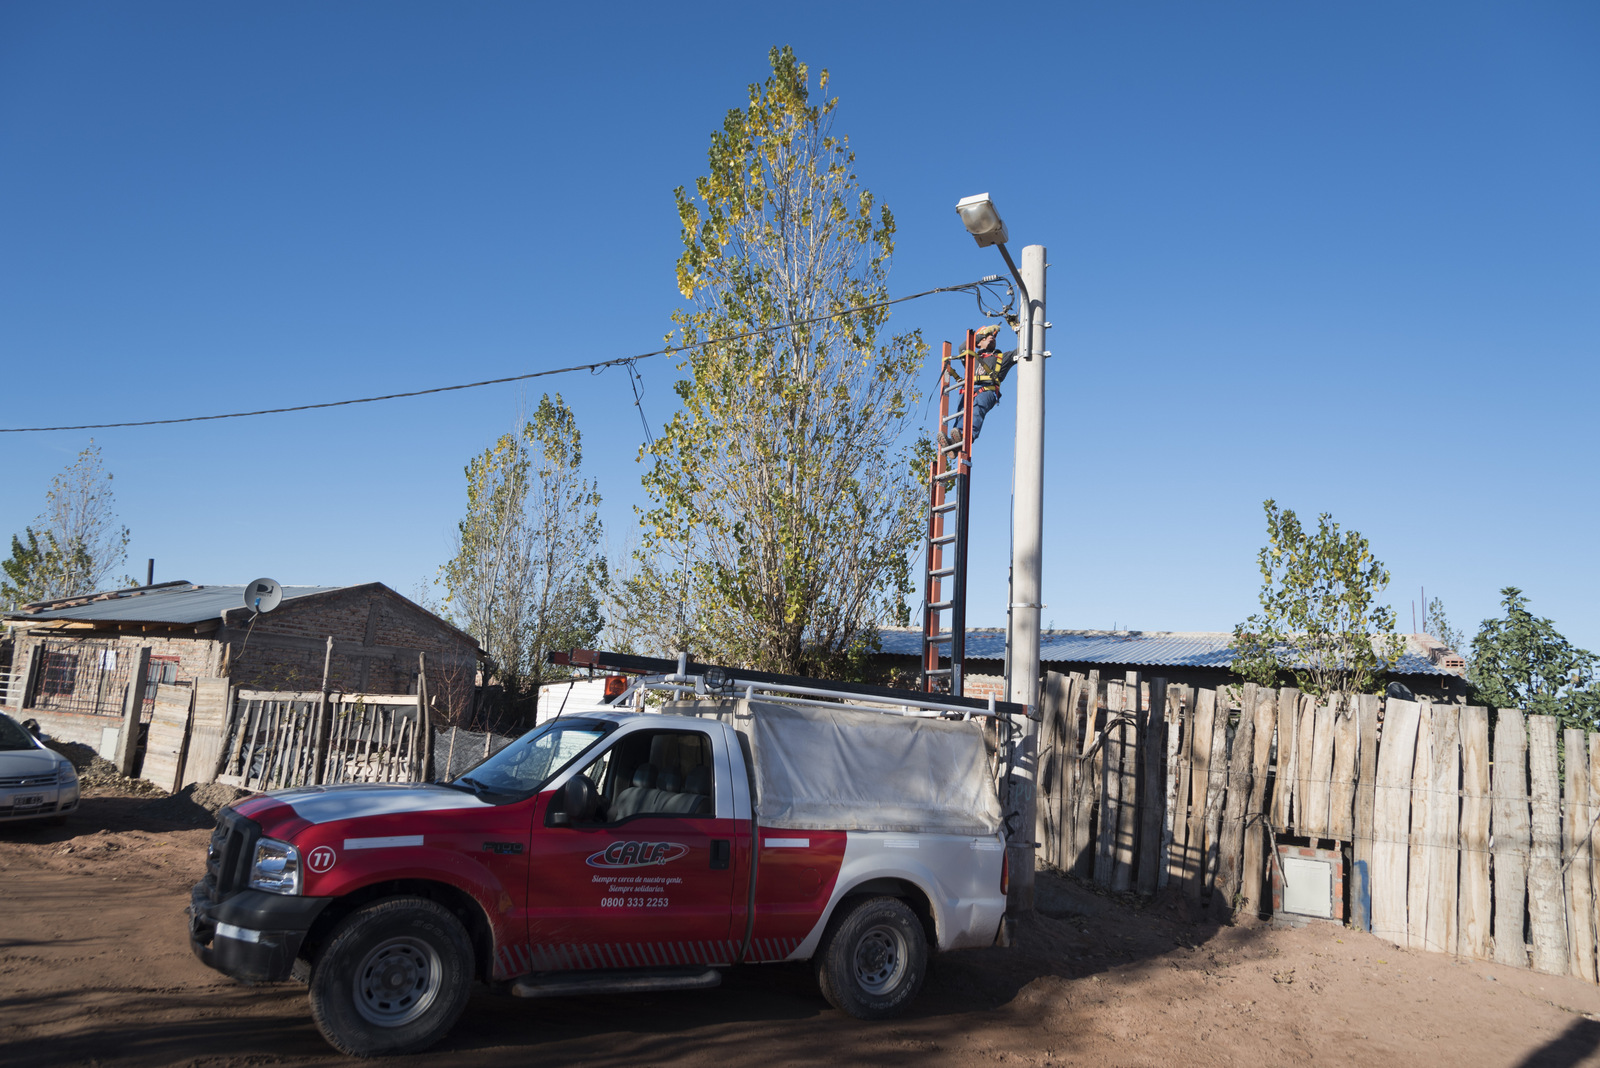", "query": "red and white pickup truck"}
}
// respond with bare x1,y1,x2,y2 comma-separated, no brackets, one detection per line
189,662,1014,1056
